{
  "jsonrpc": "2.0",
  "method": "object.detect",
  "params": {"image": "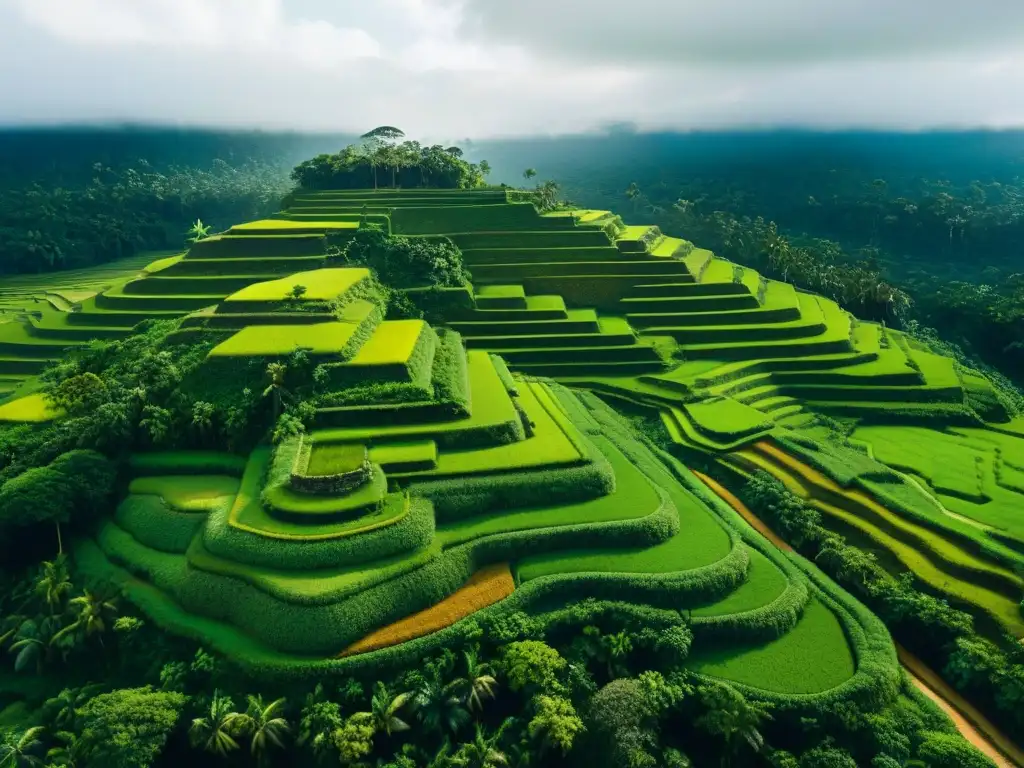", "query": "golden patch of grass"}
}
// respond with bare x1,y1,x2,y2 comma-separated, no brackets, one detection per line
339,563,515,657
